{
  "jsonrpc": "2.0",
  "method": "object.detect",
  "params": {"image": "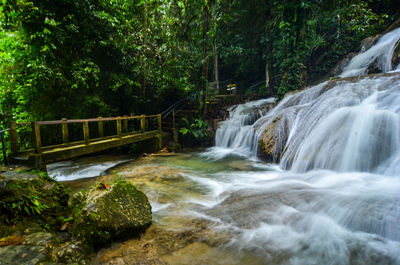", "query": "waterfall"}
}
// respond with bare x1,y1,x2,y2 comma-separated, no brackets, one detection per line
211,98,275,158
281,77,400,174
339,27,400,77
211,27,400,175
